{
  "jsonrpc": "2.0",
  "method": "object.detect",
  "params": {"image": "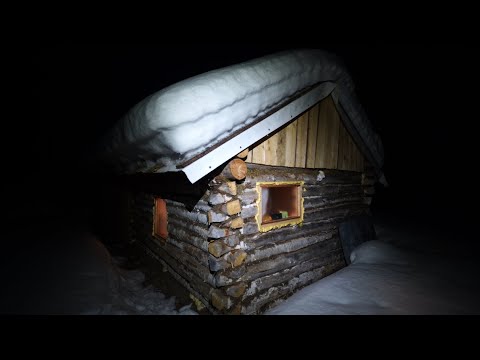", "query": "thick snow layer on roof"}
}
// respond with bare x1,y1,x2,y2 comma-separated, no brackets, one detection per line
100,49,384,177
